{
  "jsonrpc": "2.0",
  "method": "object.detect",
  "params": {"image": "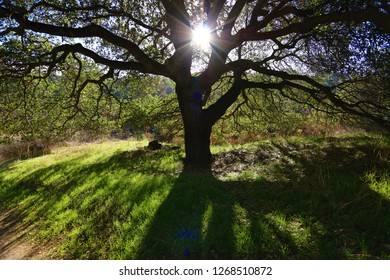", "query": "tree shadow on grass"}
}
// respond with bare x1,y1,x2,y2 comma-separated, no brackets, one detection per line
138,171,236,259
0,148,182,259
138,175,390,259
139,137,390,259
